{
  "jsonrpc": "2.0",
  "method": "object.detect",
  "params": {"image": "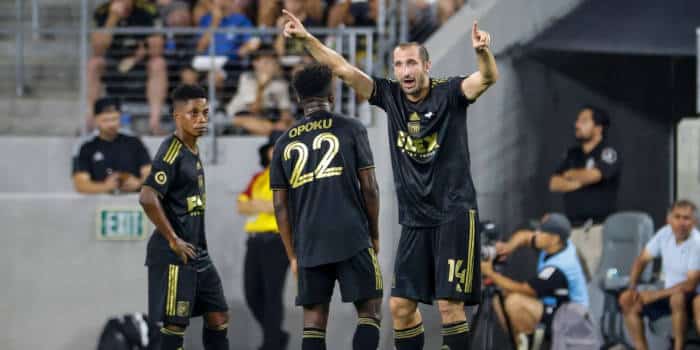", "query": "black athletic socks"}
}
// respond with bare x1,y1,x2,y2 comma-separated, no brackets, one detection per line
302,327,326,350
202,325,229,350
441,321,470,350
353,317,381,350
394,323,425,350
